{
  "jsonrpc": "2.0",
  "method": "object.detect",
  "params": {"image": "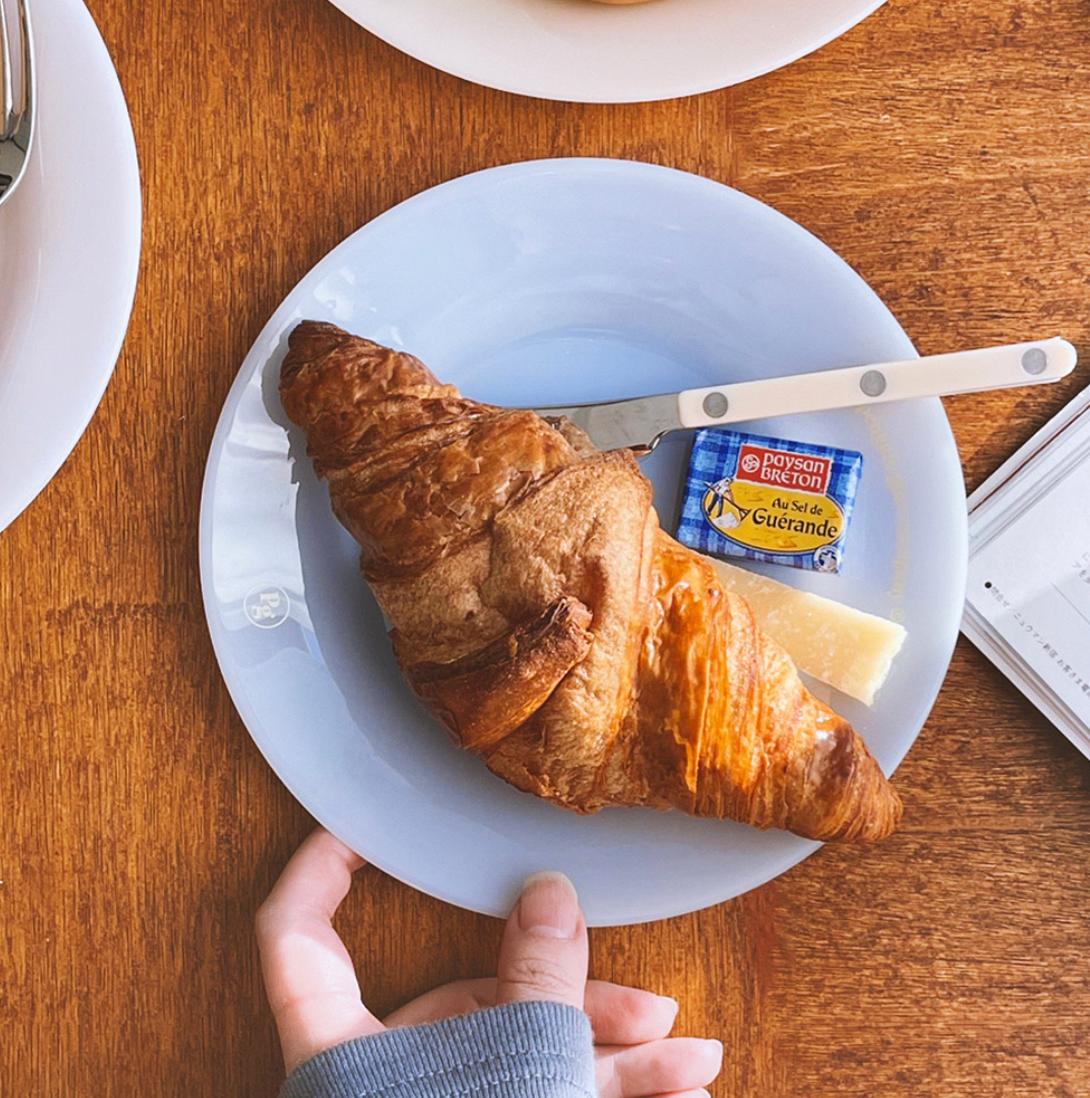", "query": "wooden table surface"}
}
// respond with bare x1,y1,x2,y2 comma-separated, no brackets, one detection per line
4,0,1090,1094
